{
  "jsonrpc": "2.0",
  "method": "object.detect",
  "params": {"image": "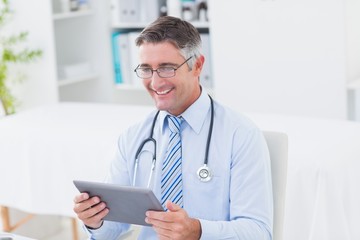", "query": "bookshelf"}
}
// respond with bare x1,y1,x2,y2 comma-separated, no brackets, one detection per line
112,21,209,29
53,10,97,88
58,73,99,87
10,0,211,109
52,9,94,20
51,0,115,103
